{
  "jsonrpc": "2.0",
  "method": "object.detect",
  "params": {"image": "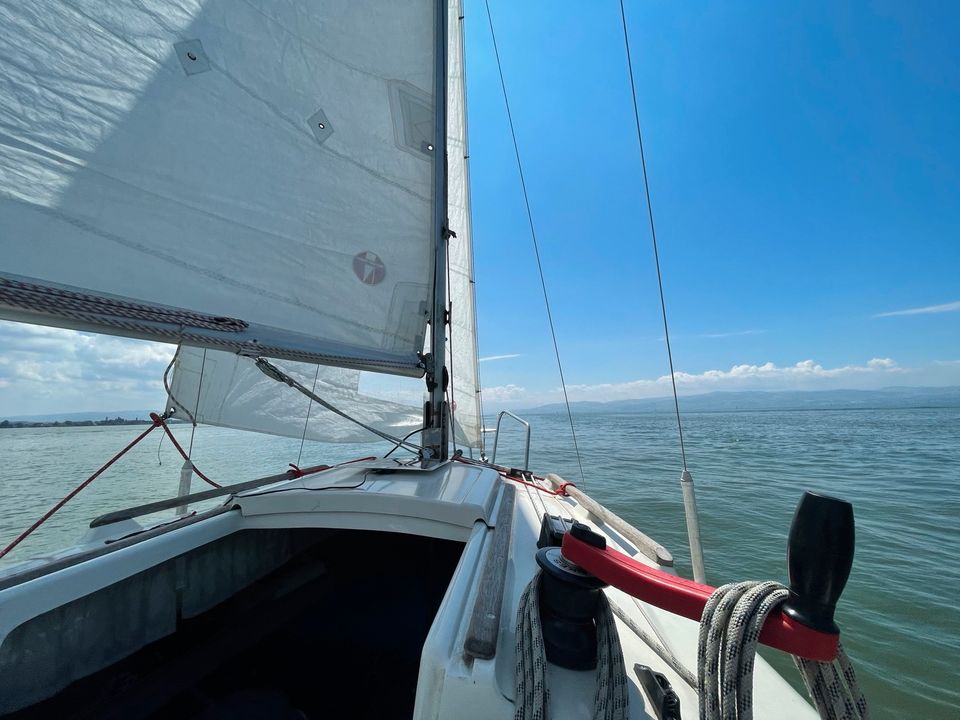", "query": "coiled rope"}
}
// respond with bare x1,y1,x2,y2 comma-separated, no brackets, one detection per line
698,582,869,720
513,572,868,720
514,572,629,720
